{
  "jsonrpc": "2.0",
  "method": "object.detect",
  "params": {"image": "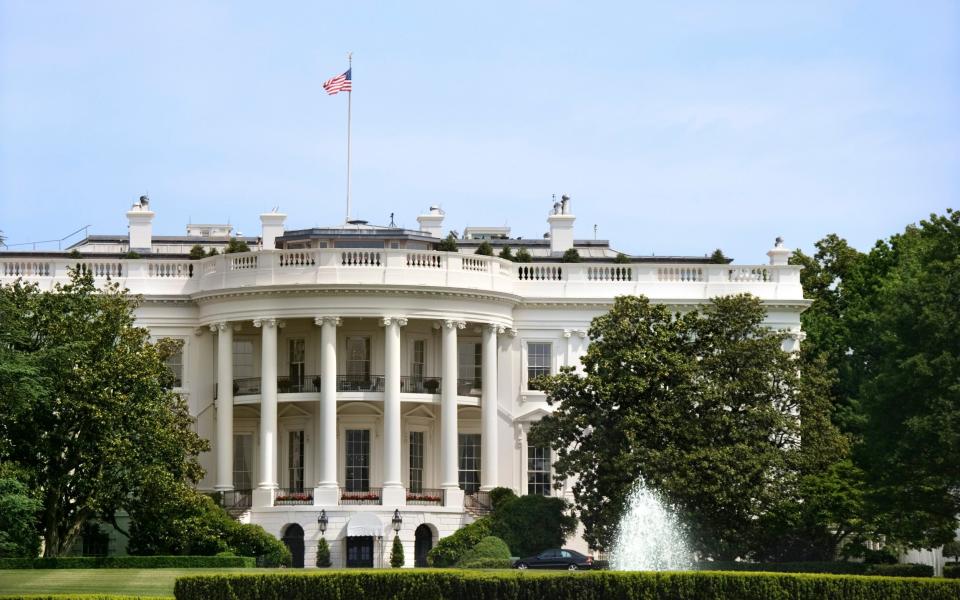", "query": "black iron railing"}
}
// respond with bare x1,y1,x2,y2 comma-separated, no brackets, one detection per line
277,375,321,393
465,490,492,513
340,487,382,505
406,488,444,506
400,376,442,394
457,378,482,397
215,488,252,510
336,374,385,392
275,488,313,505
